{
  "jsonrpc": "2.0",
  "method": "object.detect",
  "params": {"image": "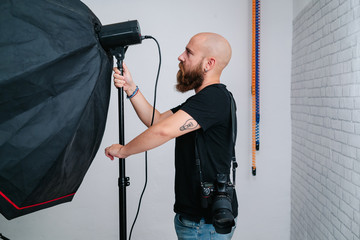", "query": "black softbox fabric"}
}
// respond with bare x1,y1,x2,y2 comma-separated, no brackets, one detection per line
0,0,113,219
